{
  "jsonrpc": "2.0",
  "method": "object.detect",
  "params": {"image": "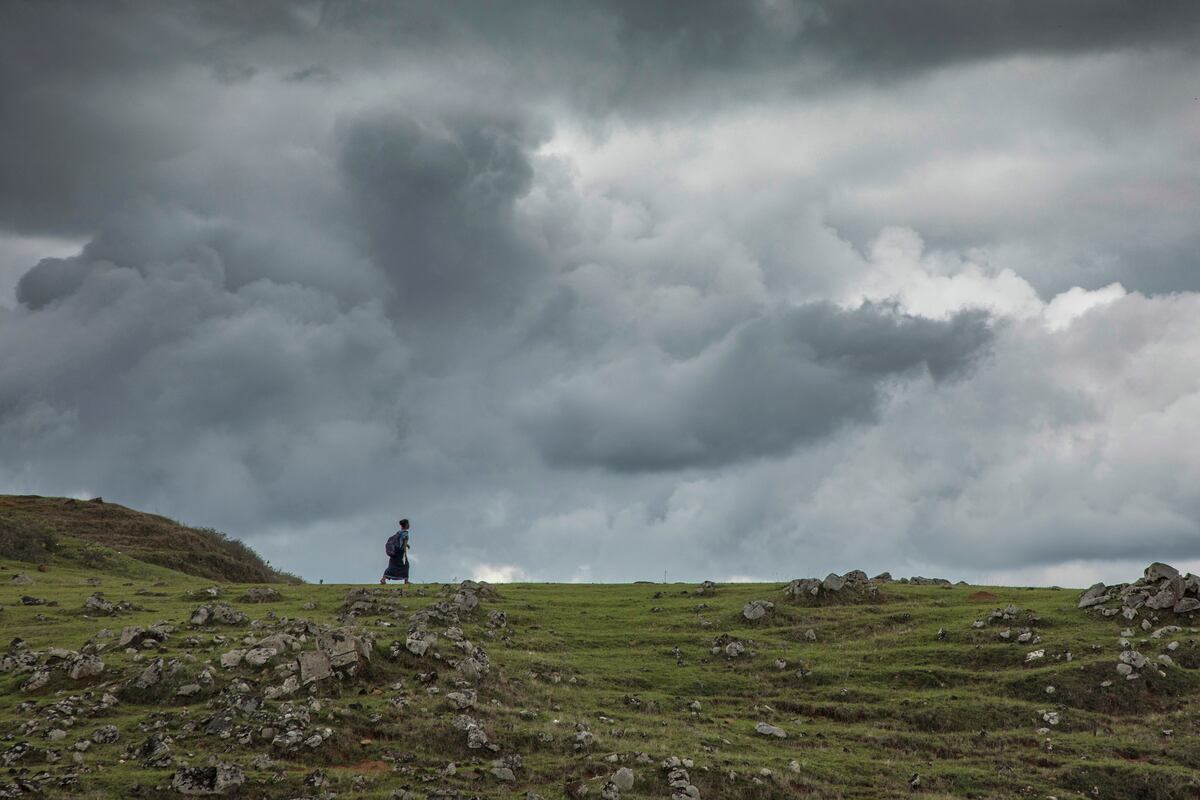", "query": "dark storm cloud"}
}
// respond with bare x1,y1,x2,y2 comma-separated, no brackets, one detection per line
0,1,309,235
15,255,93,310
5,0,1198,238
2,0,1199,587
591,0,1200,86
526,303,992,471
338,111,547,320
